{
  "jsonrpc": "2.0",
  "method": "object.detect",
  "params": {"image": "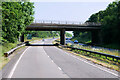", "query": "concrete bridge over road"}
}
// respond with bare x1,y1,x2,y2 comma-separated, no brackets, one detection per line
5,21,118,79
21,20,102,45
